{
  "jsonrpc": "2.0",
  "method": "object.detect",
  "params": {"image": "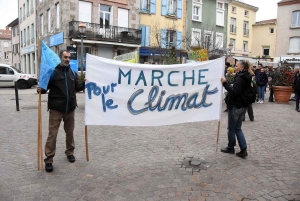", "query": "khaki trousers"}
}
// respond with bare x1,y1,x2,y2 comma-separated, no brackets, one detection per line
44,109,75,163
